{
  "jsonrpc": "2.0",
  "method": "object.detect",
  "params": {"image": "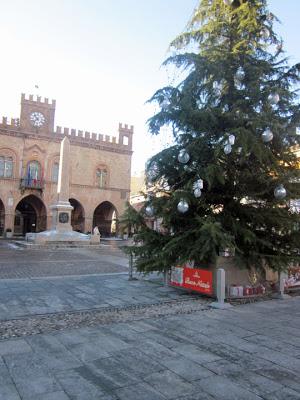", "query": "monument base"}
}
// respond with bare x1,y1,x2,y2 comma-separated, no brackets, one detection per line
26,230,99,246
